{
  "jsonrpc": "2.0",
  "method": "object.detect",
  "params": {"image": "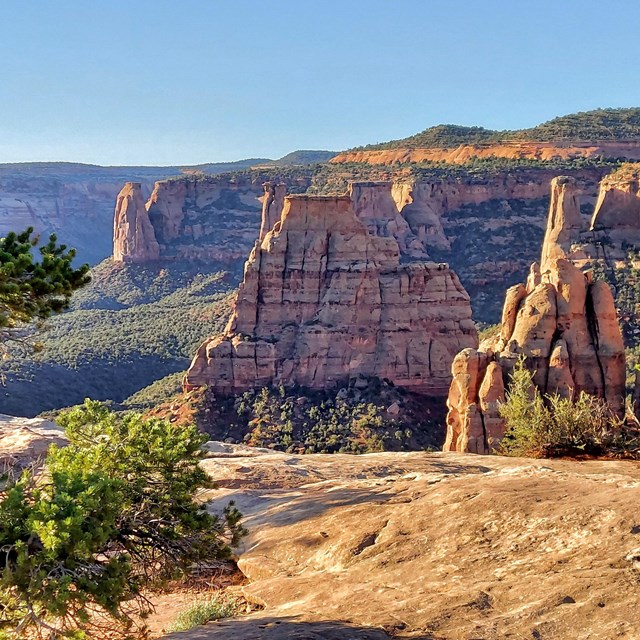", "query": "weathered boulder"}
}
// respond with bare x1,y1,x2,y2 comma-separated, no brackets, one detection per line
185,184,477,395
0,415,66,475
